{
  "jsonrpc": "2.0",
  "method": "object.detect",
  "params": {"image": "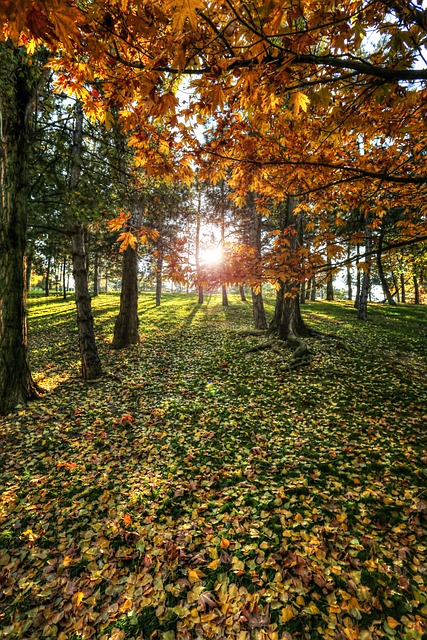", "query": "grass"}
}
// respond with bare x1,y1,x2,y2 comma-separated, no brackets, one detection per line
0,293,426,640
